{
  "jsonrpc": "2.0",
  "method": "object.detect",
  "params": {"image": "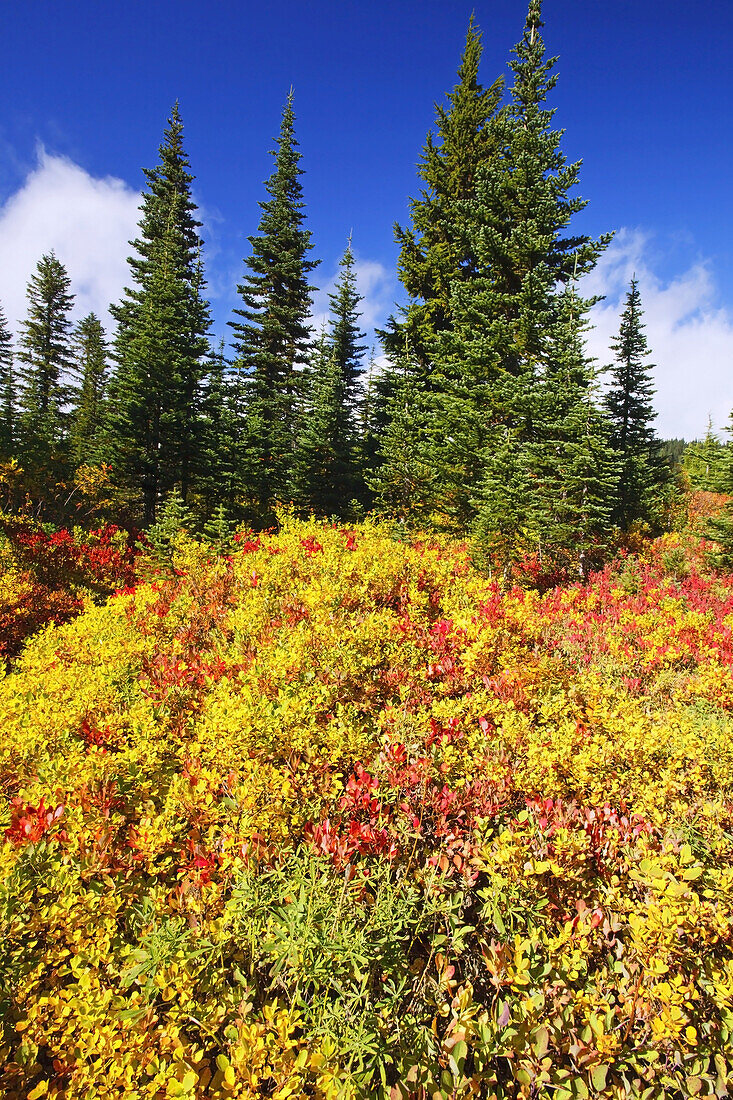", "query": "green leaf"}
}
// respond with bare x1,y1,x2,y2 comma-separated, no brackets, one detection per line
532,1025,549,1057
590,1065,608,1091
449,1040,468,1078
